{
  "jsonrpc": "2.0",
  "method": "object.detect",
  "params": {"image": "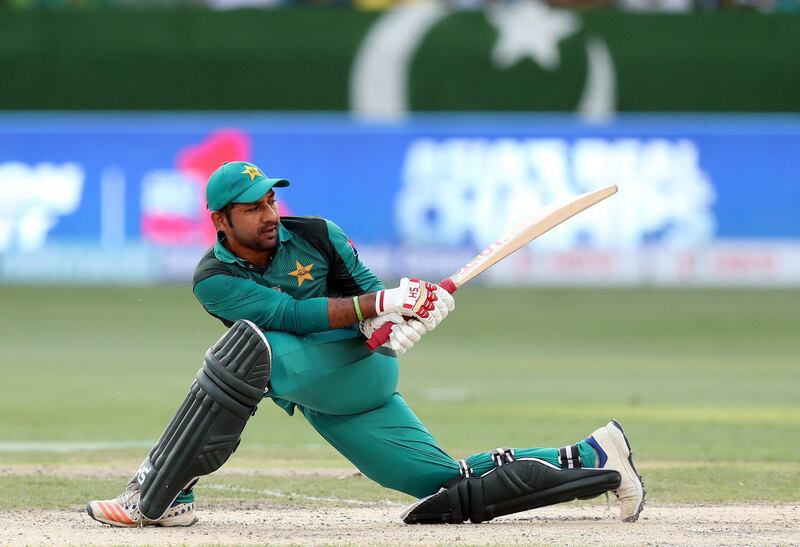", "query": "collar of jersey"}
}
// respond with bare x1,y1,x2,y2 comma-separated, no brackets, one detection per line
214,223,293,266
